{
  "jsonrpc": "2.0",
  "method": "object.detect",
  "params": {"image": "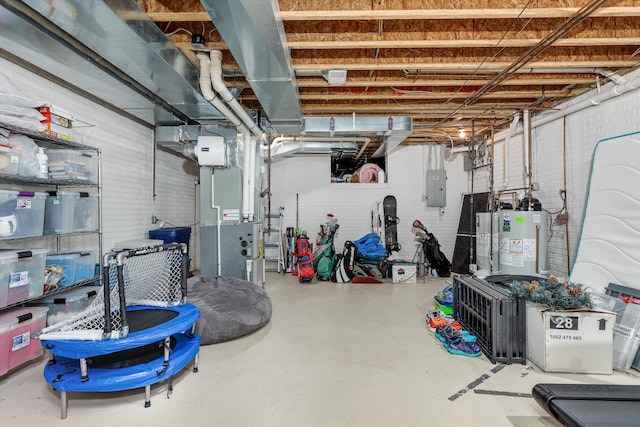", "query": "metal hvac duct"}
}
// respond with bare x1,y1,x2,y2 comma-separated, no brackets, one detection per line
200,0,302,134
0,0,225,125
302,116,413,158
268,137,360,161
